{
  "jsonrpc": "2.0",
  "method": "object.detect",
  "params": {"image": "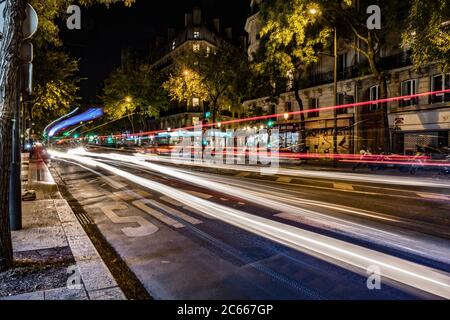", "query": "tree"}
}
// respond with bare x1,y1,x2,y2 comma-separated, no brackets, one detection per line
335,0,409,152
29,50,81,135
254,0,333,153
403,0,450,70
102,62,169,132
163,43,248,123
0,0,134,272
